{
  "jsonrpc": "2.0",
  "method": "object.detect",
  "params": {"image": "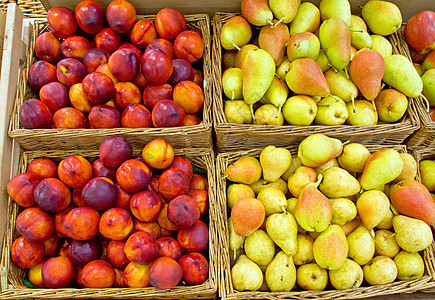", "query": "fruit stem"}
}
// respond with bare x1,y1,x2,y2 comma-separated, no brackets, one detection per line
315,174,323,187
250,104,256,121
420,93,430,113
349,29,364,33
231,91,235,100
380,83,385,91
344,66,350,80
372,99,377,112
275,73,281,79
328,63,339,74
232,42,242,51
222,174,229,180
385,232,397,240
330,95,341,102
343,140,351,146
275,106,282,118
351,94,356,113
282,208,288,214
240,236,245,249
